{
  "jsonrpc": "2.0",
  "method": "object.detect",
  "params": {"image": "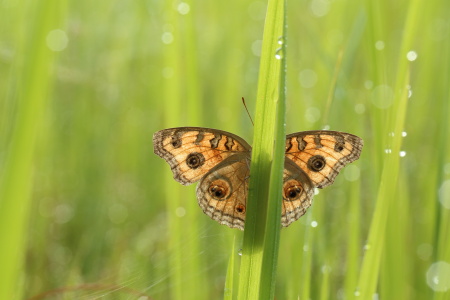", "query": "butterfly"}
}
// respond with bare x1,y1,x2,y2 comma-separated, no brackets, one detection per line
153,127,363,230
